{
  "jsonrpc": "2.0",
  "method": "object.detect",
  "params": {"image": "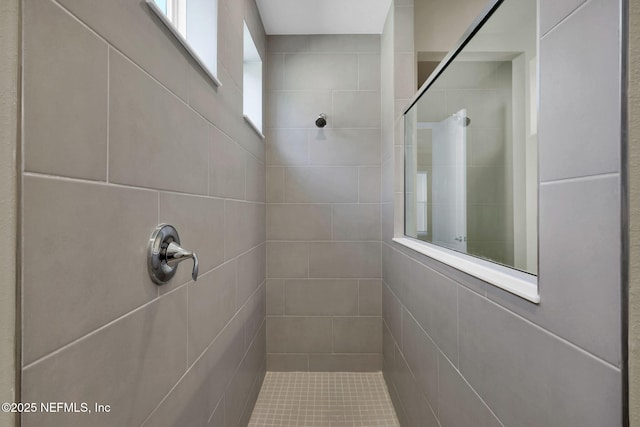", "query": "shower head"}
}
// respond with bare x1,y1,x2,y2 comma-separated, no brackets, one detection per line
315,113,327,128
